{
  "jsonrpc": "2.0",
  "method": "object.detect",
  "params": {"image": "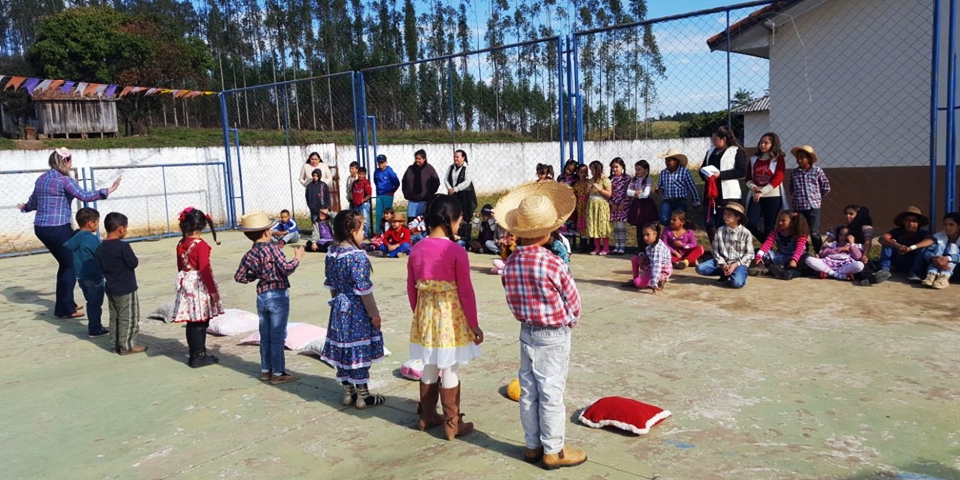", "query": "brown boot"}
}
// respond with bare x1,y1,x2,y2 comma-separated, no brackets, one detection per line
417,381,444,431
118,345,148,355
542,445,587,470
439,383,474,440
